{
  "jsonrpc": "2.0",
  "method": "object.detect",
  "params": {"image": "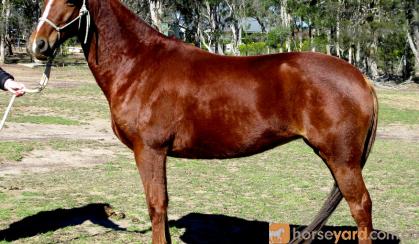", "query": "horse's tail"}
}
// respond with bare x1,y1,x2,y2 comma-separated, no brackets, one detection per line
289,185,343,244
361,79,378,168
290,78,378,244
